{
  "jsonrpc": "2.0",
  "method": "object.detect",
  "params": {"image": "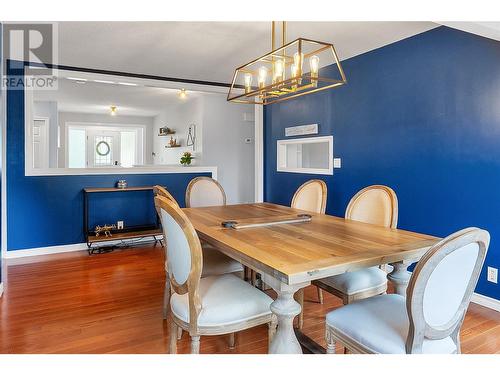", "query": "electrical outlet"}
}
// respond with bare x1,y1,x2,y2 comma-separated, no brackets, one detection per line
333,158,342,168
487,267,498,284
117,221,124,230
